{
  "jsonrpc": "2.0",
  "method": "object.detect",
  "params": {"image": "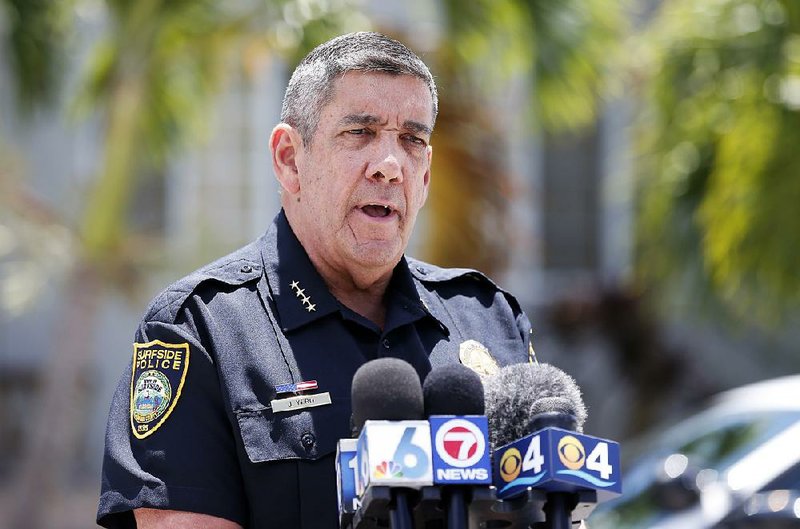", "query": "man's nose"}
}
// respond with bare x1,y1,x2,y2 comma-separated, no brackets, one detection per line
366,142,403,183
